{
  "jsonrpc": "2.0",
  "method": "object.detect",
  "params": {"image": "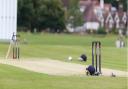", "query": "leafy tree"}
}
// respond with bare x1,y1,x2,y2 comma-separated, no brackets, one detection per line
18,0,65,32
66,0,84,27
104,0,127,11
121,0,127,11
38,0,65,32
18,0,35,31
